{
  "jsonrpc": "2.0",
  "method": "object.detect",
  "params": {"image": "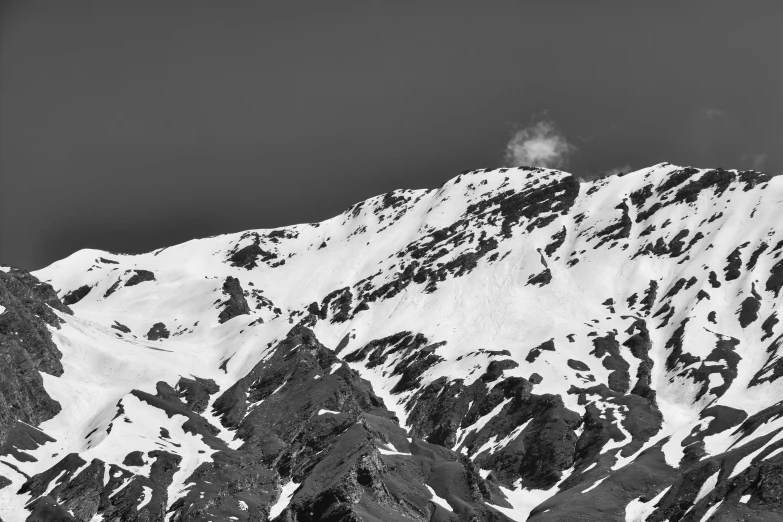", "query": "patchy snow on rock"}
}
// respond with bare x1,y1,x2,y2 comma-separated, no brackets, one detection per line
40,469,68,499
425,484,453,512
454,397,512,450
109,477,133,498
488,469,574,522
625,486,670,522
3,163,783,520
378,442,411,456
138,486,153,510
698,500,723,522
581,476,607,494
695,470,719,504
269,480,298,519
